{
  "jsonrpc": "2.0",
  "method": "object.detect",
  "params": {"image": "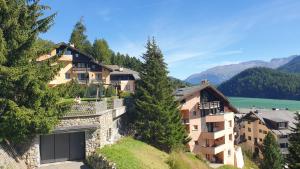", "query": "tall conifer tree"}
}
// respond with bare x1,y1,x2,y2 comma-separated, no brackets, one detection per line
69,18,92,54
261,132,284,169
287,112,300,169
0,0,64,143
134,38,189,152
